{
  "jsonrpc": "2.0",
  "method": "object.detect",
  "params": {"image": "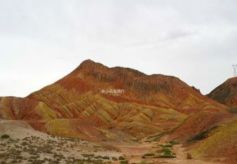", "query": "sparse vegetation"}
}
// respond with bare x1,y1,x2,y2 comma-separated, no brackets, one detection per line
1,134,10,139
112,157,117,161
118,156,125,160
120,160,128,164
0,134,121,163
158,147,176,158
